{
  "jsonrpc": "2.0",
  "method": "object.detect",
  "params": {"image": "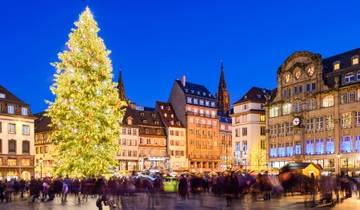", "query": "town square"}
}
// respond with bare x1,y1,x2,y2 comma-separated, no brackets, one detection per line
1,1,360,209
